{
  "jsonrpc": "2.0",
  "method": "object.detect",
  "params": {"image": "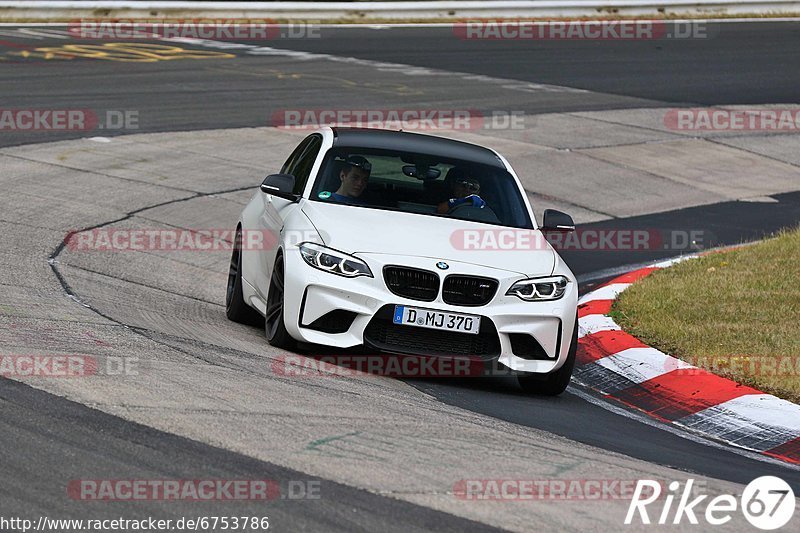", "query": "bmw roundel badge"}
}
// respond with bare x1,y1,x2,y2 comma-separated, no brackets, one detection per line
436,261,449,270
